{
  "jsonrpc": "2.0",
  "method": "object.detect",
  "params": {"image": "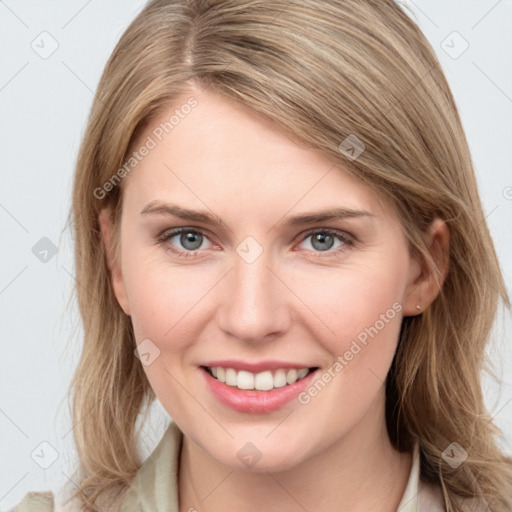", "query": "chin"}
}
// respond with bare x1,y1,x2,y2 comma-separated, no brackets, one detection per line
220,449,307,474
200,430,312,474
